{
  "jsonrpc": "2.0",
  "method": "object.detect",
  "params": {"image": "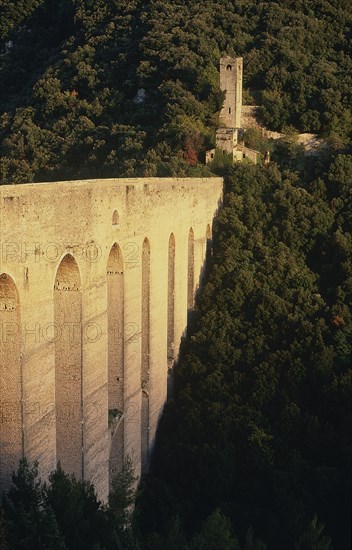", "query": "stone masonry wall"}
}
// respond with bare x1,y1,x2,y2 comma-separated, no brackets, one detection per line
0,177,223,500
